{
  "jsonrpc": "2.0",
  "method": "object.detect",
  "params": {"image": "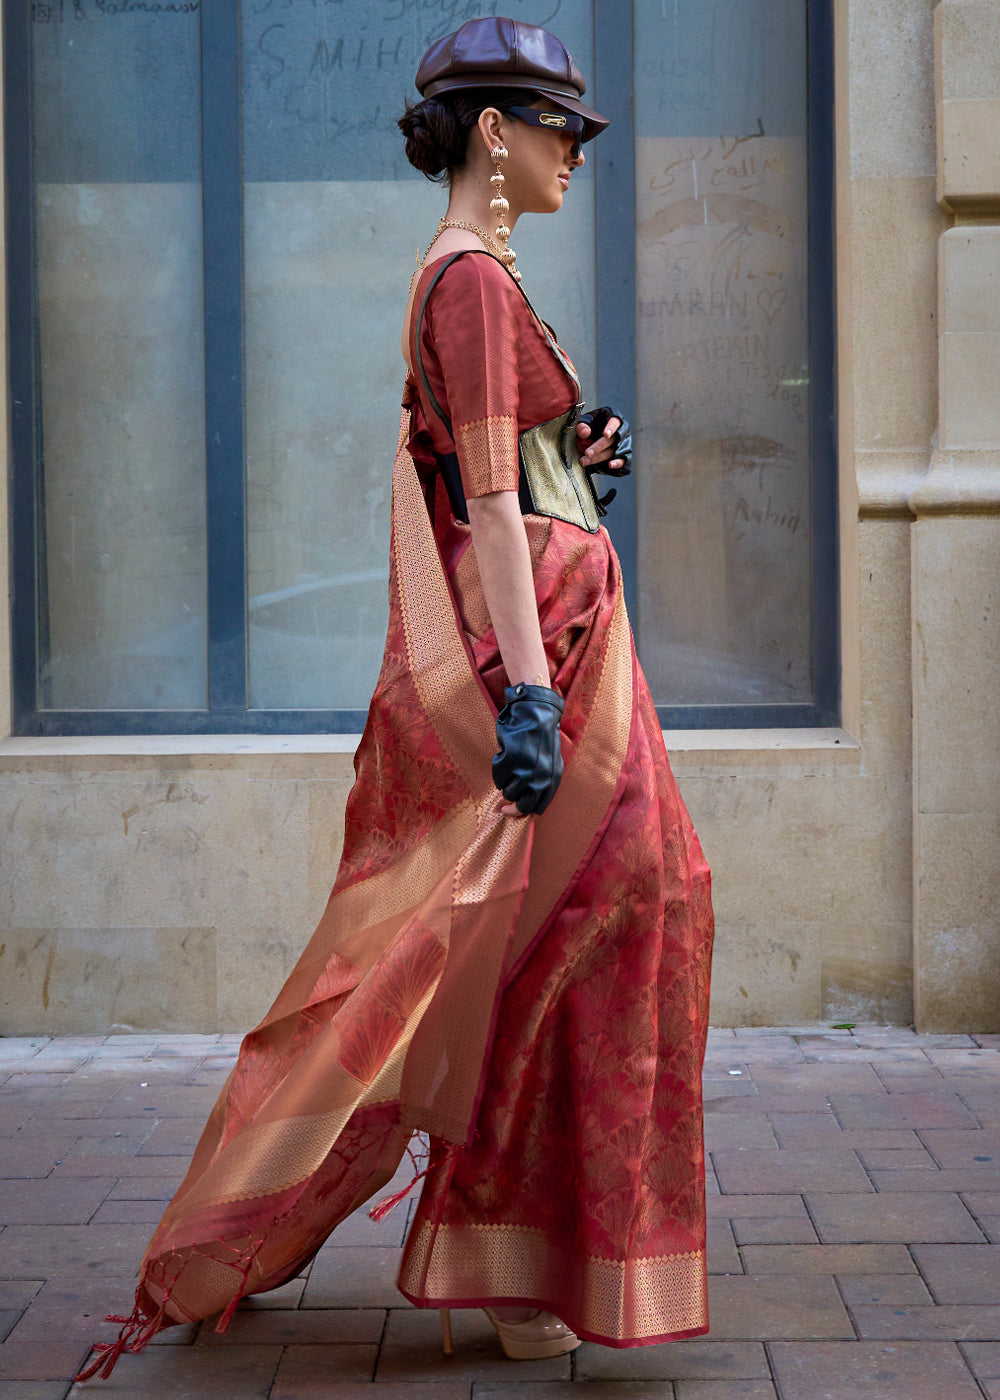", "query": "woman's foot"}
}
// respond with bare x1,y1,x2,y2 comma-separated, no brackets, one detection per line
481,1306,581,1359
